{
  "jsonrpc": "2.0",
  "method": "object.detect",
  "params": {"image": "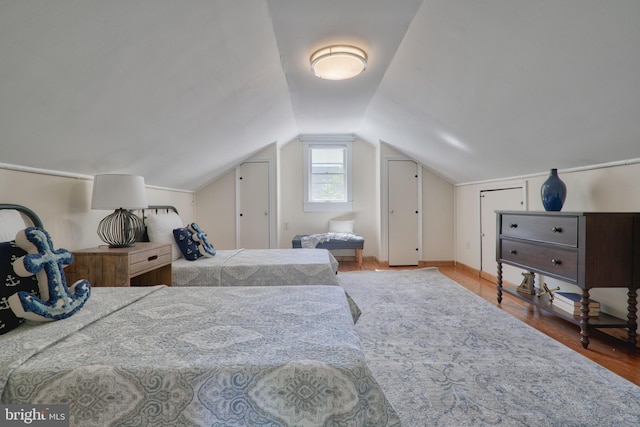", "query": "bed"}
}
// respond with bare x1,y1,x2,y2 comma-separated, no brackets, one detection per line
0,204,400,426
172,248,339,287
138,206,340,288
